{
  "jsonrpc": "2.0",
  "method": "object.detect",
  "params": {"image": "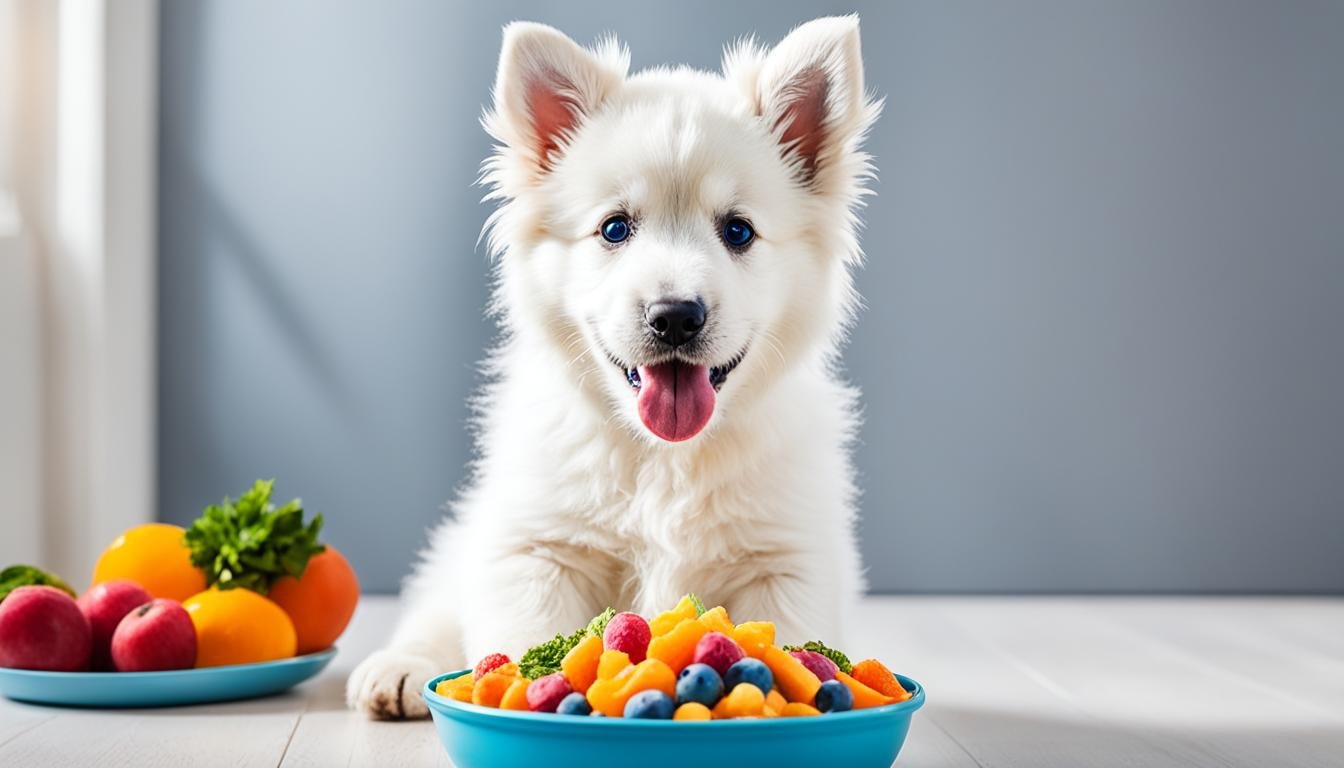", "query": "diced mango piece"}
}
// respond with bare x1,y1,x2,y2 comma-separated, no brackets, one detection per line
850,658,912,702
731,621,775,658
597,648,631,680
585,658,676,717
647,617,710,673
561,634,604,693
761,645,822,704
471,669,518,707
673,702,712,721
713,683,765,718
435,673,474,700
780,702,822,717
835,671,899,709
650,595,699,636
498,678,530,710
697,606,734,635
765,688,787,713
